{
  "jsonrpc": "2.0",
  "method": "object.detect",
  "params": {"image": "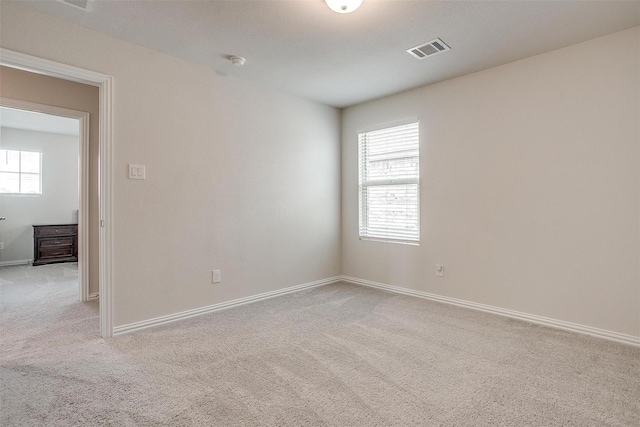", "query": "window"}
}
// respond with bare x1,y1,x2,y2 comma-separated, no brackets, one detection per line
359,121,420,244
0,149,42,195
